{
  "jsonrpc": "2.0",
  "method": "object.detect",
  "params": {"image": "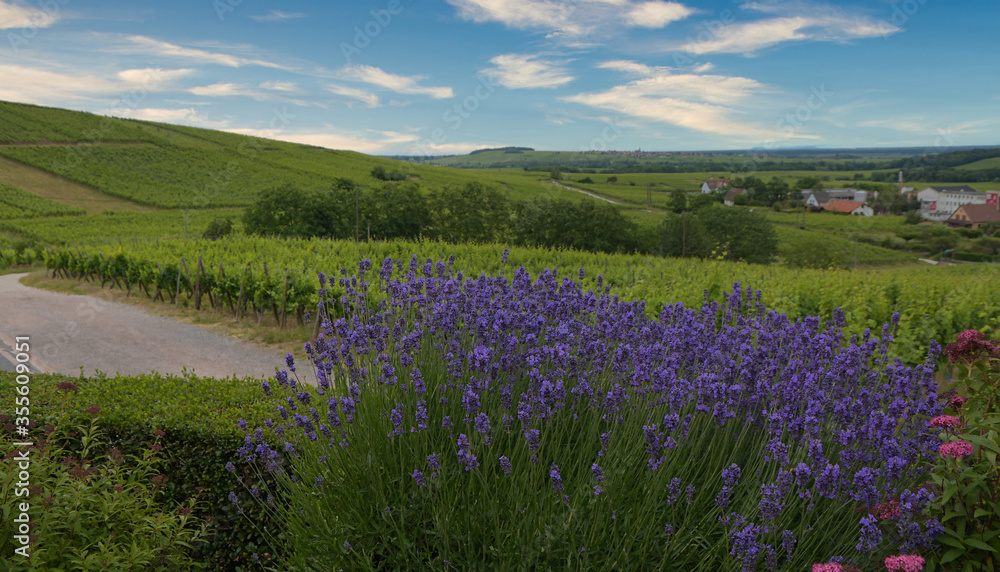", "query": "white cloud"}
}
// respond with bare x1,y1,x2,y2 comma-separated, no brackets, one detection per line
125,35,288,70
446,0,694,37
225,127,423,154
0,64,116,104
328,84,380,108
678,4,898,55
0,1,56,29
625,2,693,28
481,54,574,89
103,107,229,128
259,80,298,92
249,10,307,22
565,61,808,140
116,68,194,89
337,64,453,99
